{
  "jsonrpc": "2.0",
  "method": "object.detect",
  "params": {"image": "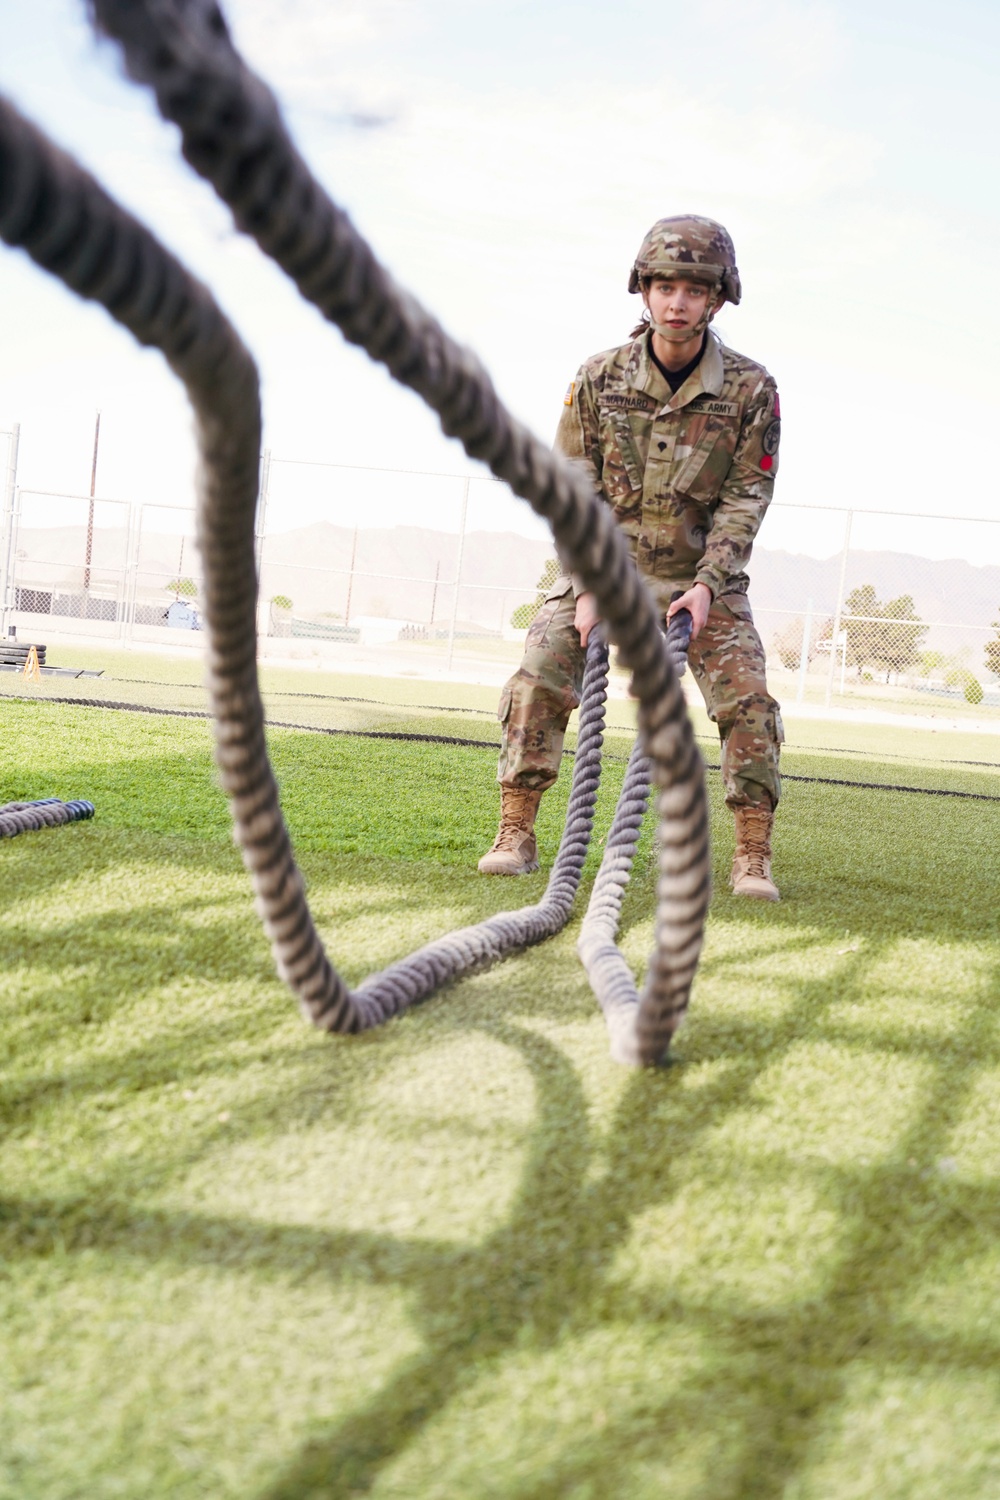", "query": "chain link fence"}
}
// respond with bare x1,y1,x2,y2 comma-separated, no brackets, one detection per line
3,444,1000,721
